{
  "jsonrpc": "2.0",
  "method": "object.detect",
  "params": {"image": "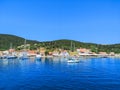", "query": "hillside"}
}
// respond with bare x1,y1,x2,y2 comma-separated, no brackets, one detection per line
0,34,39,50
0,34,120,53
33,39,120,53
